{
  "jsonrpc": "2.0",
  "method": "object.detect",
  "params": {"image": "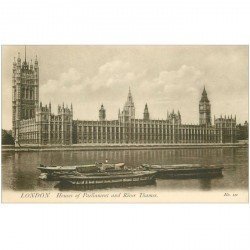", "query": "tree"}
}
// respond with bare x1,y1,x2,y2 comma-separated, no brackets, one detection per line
1,129,15,145
236,122,248,140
